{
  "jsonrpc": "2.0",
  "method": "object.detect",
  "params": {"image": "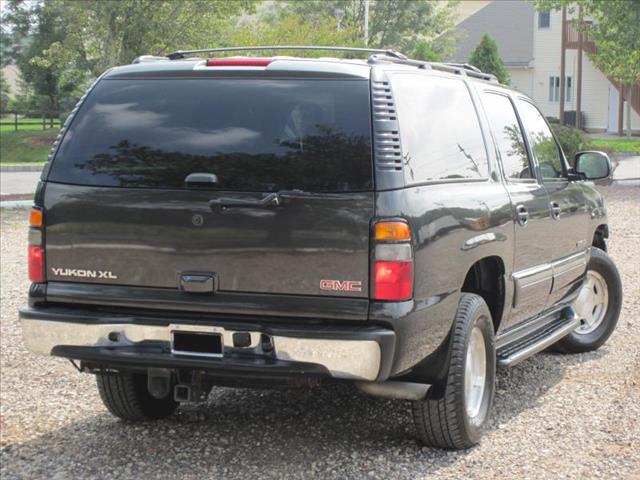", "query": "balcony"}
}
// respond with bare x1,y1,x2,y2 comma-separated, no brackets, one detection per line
564,20,597,54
